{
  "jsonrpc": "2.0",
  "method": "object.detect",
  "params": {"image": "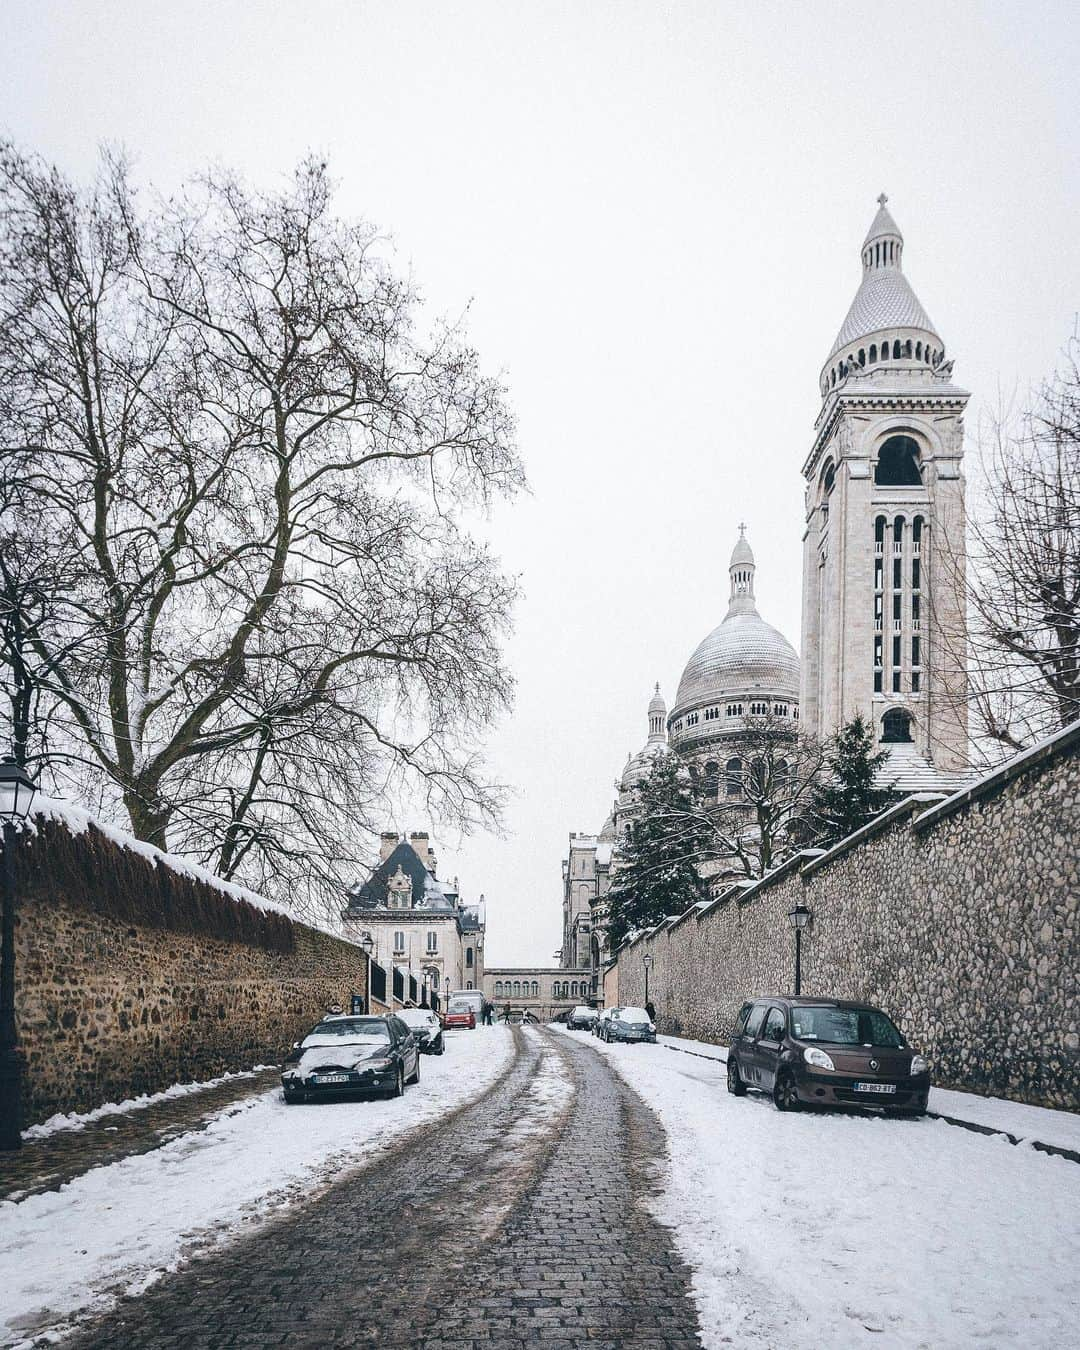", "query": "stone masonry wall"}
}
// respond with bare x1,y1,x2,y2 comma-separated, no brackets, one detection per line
13,817,369,1127
617,725,1080,1109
